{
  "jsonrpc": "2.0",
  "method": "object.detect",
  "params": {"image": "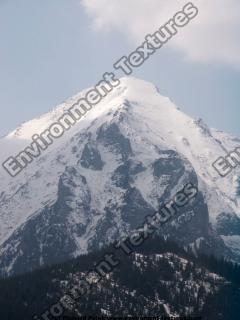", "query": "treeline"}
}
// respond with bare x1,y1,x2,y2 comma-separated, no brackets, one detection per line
133,234,240,285
0,235,240,319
